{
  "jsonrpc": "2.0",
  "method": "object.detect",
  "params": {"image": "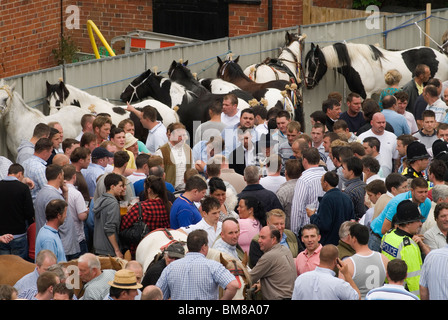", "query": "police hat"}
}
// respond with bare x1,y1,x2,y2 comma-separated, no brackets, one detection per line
432,139,448,159
406,141,430,163
394,200,425,225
